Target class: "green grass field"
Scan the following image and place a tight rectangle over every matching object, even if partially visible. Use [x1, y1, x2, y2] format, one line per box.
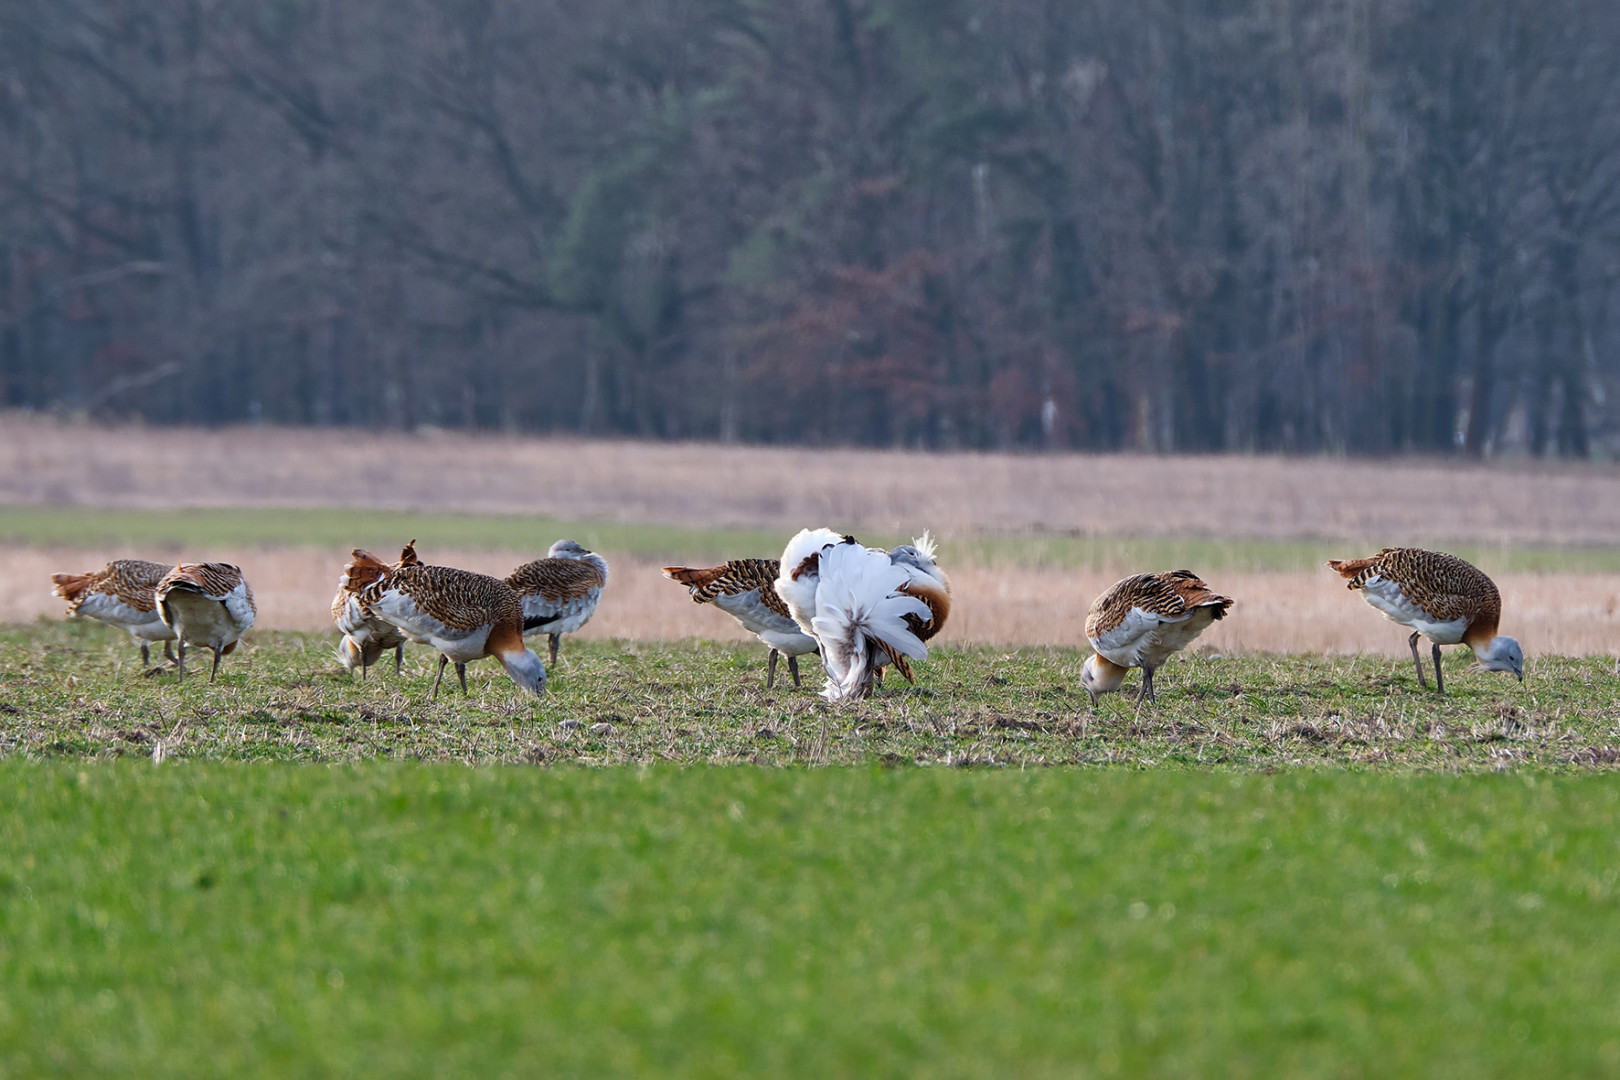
[9, 504, 1620, 572]
[4, 612, 1618, 1074]
[3, 622, 1616, 770]
[3, 763, 1618, 1077]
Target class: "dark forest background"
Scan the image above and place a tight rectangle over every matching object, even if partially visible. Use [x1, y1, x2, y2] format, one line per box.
[2, 0, 1618, 456]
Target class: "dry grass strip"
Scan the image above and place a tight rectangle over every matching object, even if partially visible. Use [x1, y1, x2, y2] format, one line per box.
[10, 545, 1619, 655]
[5, 413, 1620, 546]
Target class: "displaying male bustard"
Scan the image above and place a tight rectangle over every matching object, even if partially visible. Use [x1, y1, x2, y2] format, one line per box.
[774, 528, 932, 703]
[879, 532, 951, 684]
[1327, 547, 1523, 692]
[662, 558, 819, 688]
[50, 558, 178, 671]
[1080, 570, 1233, 706]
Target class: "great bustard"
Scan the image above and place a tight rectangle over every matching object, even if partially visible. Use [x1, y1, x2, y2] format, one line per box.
[1327, 547, 1522, 692]
[1080, 570, 1233, 706]
[505, 539, 609, 665]
[50, 559, 178, 671]
[332, 545, 412, 678]
[154, 563, 257, 682]
[879, 532, 951, 684]
[662, 558, 819, 688]
[774, 528, 931, 702]
[358, 563, 545, 699]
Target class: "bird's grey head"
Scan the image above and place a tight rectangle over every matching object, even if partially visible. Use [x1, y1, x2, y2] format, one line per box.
[888, 544, 932, 571]
[889, 531, 941, 577]
[547, 539, 590, 559]
[1480, 635, 1523, 681]
[500, 648, 548, 697]
[1079, 655, 1102, 705]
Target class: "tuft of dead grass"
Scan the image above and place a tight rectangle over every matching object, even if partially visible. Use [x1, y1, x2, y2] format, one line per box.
[9, 545, 1618, 655]
[5, 412, 1620, 546]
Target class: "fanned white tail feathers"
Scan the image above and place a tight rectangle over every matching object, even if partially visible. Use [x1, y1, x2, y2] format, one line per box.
[811, 541, 929, 702]
[775, 527, 849, 635]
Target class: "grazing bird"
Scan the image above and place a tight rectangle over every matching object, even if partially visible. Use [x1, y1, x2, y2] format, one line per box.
[1080, 570, 1233, 706]
[881, 532, 952, 684]
[359, 563, 545, 699]
[505, 539, 609, 665]
[154, 563, 257, 682]
[1327, 547, 1523, 692]
[332, 547, 409, 678]
[49, 559, 178, 670]
[662, 558, 820, 688]
[775, 528, 931, 702]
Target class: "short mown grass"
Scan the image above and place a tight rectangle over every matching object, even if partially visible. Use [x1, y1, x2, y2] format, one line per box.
[2, 763, 1619, 1077]
[3, 621, 1618, 771]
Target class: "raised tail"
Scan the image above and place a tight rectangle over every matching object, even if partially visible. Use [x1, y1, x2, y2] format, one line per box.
[340, 549, 393, 595]
[810, 542, 929, 702]
[1326, 555, 1379, 588]
[1164, 569, 1234, 619]
[50, 571, 93, 606]
[662, 565, 724, 590]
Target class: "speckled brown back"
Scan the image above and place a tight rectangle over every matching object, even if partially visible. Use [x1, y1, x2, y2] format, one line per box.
[663, 559, 791, 619]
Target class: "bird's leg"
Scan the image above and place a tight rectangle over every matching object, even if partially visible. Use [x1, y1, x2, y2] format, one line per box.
[1408, 631, 1429, 688]
[432, 655, 448, 699]
[788, 654, 802, 688]
[163, 642, 178, 665]
[176, 640, 187, 680]
[209, 647, 222, 683]
[767, 649, 779, 690]
[361, 655, 370, 681]
[394, 644, 403, 675]
[141, 642, 151, 668]
[549, 634, 560, 666]
[456, 662, 468, 695]
[1141, 667, 1157, 703]
[1432, 642, 1445, 695]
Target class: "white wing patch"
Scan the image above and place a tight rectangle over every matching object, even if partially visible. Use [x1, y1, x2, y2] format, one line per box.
[713, 588, 819, 656]
[518, 587, 602, 637]
[1089, 603, 1223, 671]
[1360, 575, 1469, 645]
[1090, 606, 1184, 667]
[370, 588, 493, 661]
[713, 588, 793, 636]
[75, 592, 173, 641]
[223, 584, 256, 636]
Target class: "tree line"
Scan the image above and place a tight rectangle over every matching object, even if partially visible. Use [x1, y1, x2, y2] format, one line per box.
[2, 0, 1618, 456]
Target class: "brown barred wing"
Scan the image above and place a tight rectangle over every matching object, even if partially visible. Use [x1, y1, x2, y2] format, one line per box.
[506, 558, 607, 603]
[53, 559, 172, 614]
[1085, 573, 1193, 640]
[365, 564, 523, 633]
[1333, 547, 1500, 628]
[663, 559, 789, 618]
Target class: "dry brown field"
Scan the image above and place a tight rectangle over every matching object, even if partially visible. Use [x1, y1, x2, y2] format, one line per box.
[5, 414, 1619, 654]
[9, 545, 1619, 656]
[5, 412, 1620, 544]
